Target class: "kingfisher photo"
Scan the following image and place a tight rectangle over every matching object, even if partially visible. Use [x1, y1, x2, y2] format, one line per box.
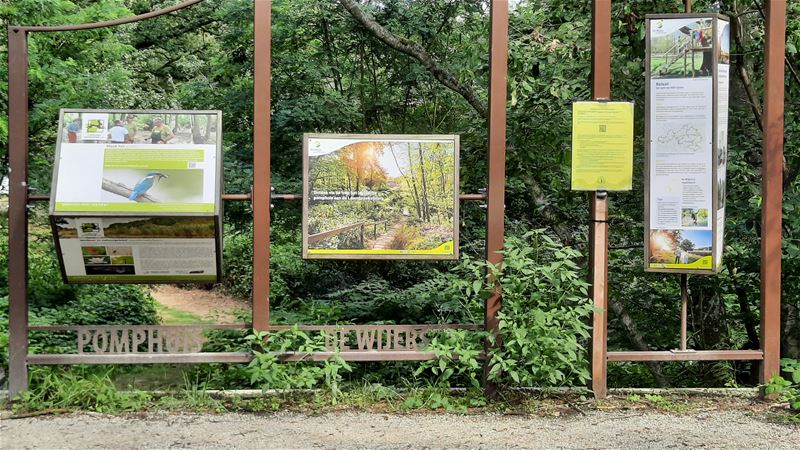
[101, 168, 203, 204]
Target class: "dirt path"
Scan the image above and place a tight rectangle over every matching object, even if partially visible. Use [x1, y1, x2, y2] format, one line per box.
[372, 216, 407, 250]
[2, 410, 798, 449]
[151, 286, 249, 323]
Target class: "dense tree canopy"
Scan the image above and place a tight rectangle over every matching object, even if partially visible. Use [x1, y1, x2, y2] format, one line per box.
[0, 0, 798, 388]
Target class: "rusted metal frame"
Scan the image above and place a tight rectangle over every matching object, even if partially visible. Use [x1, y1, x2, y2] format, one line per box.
[252, 0, 271, 332]
[13, 0, 205, 32]
[277, 351, 436, 362]
[483, 0, 509, 394]
[6, 0, 209, 397]
[680, 274, 688, 351]
[26, 350, 445, 365]
[759, 0, 785, 384]
[29, 324, 250, 331]
[7, 27, 30, 398]
[608, 0, 784, 391]
[28, 352, 253, 365]
[29, 193, 485, 202]
[588, 0, 612, 400]
[265, 324, 482, 332]
[608, 350, 763, 362]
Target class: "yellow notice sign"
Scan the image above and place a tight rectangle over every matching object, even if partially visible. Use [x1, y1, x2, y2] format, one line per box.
[571, 101, 634, 191]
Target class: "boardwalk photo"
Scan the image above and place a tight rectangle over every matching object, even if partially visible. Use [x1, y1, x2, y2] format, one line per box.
[303, 135, 458, 259]
[650, 17, 714, 78]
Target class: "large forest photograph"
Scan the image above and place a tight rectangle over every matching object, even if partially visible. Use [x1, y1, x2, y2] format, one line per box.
[305, 137, 457, 257]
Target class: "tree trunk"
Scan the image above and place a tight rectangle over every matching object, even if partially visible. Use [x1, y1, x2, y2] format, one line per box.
[191, 115, 205, 144]
[608, 297, 672, 387]
[338, 0, 487, 118]
[417, 144, 431, 221]
[406, 145, 423, 219]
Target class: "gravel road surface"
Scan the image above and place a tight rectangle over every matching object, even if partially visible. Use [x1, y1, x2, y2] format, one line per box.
[2, 410, 798, 449]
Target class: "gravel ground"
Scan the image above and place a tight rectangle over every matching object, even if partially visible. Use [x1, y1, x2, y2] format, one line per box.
[2, 410, 798, 449]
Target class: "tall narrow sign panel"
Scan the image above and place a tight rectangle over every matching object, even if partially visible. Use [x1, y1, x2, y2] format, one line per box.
[303, 134, 459, 260]
[50, 109, 223, 283]
[645, 14, 729, 274]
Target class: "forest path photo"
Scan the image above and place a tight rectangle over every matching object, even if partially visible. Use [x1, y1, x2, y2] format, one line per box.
[372, 215, 408, 250]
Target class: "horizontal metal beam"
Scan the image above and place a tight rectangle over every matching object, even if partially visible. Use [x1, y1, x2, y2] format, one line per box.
[266, 324, 482, 331]
[27, 352, 253, 365]
[607, 350, 764, 362]
[277, 351, 436, 362]
[27, 193, 487, 203]
[27, 194, 253, 202]
[26, 350, 445, 364]
[28, 324, 250, 332]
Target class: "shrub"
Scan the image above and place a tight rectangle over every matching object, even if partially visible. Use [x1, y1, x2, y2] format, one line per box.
[482, 230, 594, 386]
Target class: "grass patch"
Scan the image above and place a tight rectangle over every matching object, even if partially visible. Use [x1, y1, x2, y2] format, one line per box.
[156, 303, 209, 324]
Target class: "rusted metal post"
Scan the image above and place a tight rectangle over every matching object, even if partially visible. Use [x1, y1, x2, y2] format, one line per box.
[483, 0, 509, 394]
[759, 0, 785, 384]
[252, 0, 272, 331]
[7, 27, 30, 397]
[680, 274, 688, 351]
[588, 0, 612, 400]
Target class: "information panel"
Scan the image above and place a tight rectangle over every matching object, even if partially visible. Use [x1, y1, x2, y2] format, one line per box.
[571, 101, 634, 191]
[645, 14, 729, 274]
[52, 216, 220, 283]
[51, 110, 221, 215]
[303, 134, 459, 260]
[50, 109, 223, 283]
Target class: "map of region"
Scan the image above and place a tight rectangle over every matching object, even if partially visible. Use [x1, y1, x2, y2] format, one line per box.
[656, 124, 704, 151]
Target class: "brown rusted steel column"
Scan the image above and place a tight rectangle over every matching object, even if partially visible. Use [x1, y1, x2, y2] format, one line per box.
[252, 0, 272, 331]
[759, 0, 785, 384]
[7, 27, 30, 397]
[588, 0, 611, 400]
[483, 0, 509, 392]
[680, 274, 688, 351]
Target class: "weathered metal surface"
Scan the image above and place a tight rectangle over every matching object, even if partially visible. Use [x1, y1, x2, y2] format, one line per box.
[5, 0, 208, 396]
[317, 325, 457, 352]
[7, 27, 30, 398]
[28, 352, 252, 365]
[277, 351, 436, 362]
[759, 0, 785, 384]
[680, 274, 688, 351]
[483, 0, 509, 396]
[608, 350, 763, 362]
[252, 0, 272, 331]
[74, 326, 207, 354]
[589, 0, 611, 400]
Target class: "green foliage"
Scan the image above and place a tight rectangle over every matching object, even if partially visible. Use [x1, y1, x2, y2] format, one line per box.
[401, 387, 486, 413]
[15, 367, 151, 414]
[0, 224, 158, 378]
[244, 328, 352, 401]
[485, 230, 593, 387]
[765, 359, 800, 413]
[414, 329, 484, 389]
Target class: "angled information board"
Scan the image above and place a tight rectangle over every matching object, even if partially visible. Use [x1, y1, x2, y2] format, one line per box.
[302, 134, 459, 260]
[644, 14, 730, 274]
[50, 109, 223, 283]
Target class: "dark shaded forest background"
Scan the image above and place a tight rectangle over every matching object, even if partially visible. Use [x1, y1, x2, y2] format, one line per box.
[0, 0, 798, 389]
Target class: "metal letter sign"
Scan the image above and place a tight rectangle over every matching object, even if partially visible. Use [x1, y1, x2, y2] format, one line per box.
[644, 14, 730, 274]
[49, 109, 223, 283]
